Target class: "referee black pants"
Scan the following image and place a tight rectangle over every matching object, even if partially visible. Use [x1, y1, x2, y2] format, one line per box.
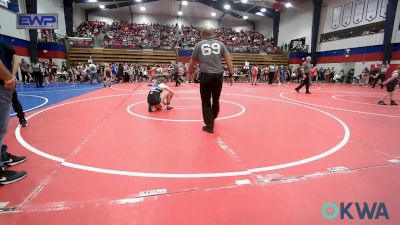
[12, 90, 25, 120]
[296, 75, 310, 93]
[173, 72, 180, 86]
[199, 74, 223, 128]
[33, 72, 43, 87]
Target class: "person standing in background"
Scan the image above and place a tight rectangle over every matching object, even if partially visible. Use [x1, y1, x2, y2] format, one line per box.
[31, 59, 44, 88]
[295, 56, 312, 94]
[19, 59, 30, 83]
[378, 65, 399, 106]
[251, 65, 258, 86]
[171, 61, 180, 86]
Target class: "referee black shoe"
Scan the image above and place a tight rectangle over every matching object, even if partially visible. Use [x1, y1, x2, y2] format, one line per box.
[0, 167, 27, 186]
[19, 118, 28, 127]
[148, 104, 153, 112]
[202, 126, 214, 134]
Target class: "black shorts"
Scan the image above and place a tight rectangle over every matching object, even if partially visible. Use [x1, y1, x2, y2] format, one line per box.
[147, 92, 161, 105]
[387, 79, 398, 92]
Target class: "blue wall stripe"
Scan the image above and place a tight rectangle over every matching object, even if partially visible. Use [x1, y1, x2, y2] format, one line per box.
[37, 42, 66, 51]
[0, 34, 29, 48]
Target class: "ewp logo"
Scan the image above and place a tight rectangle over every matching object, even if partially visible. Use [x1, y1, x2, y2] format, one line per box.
[322, 202, 389, 220]
[17, 14, 58, 29]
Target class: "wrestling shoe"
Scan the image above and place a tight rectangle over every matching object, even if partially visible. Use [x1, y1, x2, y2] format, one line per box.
[305, 92, 311, 94]
[167, 105, 173, 110]
[390, 100, 398, 106]
[378, 101, 387, 105]
[295, 88, 299, 93]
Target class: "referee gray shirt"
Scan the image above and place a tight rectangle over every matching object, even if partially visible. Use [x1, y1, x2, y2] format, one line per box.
[302, 62, 312, 74]
[192, 39, 228, 74]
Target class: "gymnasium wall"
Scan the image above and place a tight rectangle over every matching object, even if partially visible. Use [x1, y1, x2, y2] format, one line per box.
[0, 0, 30, 66]
[287, 0, 400, 75]
[255, 19, 274, 38]
[73, 3, 86, 29]
[391, 0, 400, 44]
[0, 0, 29, 41]
[278, 0, 313, 51]
[37, 0, 66, 37]
[318, 0, 387, 52]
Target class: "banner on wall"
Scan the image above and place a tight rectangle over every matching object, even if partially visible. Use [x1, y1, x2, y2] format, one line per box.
[353, 0, 365, 24]
[0, 0, 19, 12]
[17, 14, 58, 29]
[366, 0, 379, 21]
[331, 6, 342, 29]
[380, 0, 388, 18]
[342, 3, 353, 27]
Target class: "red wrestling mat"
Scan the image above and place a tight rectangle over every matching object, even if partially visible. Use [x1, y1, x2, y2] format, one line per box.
[1, 82, 399, 225]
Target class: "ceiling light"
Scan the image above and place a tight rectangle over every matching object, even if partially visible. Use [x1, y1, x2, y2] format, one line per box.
[260, 8, 266, 12]
[99, 4, 105, 9]
[241, 0, 248, 3]
[211, 12, 216, 17]
[178, 11, 183, 16]
[182, 1, 188, 5]
[88, 0, 97, 2]
[135, 0, 142, 2]
[140, 6, 146, 11]
[224, 4, 230, 9]
[243, 15, 248, 19]
[285, 2, 292, 8]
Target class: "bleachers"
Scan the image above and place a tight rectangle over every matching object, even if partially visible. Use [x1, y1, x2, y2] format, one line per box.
[68, 48, 288, 66]
[68, 48, 177, 65]
[230, 53, 288, 66]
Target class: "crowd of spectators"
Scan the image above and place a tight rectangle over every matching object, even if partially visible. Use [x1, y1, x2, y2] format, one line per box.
[73, 21, 279, 53]
[73, 21, 106, 38]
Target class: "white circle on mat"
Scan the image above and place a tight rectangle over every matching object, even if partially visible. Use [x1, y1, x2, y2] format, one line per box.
[280, 91, 400, 119]
[10, 94, 49, 116]
[126, 98, 246, 122]
[332, 95, 399, 107]
[16, 93, 350, 178]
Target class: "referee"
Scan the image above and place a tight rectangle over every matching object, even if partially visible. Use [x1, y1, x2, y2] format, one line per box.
[188, 27, 234, 133]
[295, 56, 312, 94]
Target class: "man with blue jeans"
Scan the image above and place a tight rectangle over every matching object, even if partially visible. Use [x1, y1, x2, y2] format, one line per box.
[0, 40, 27, 185]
